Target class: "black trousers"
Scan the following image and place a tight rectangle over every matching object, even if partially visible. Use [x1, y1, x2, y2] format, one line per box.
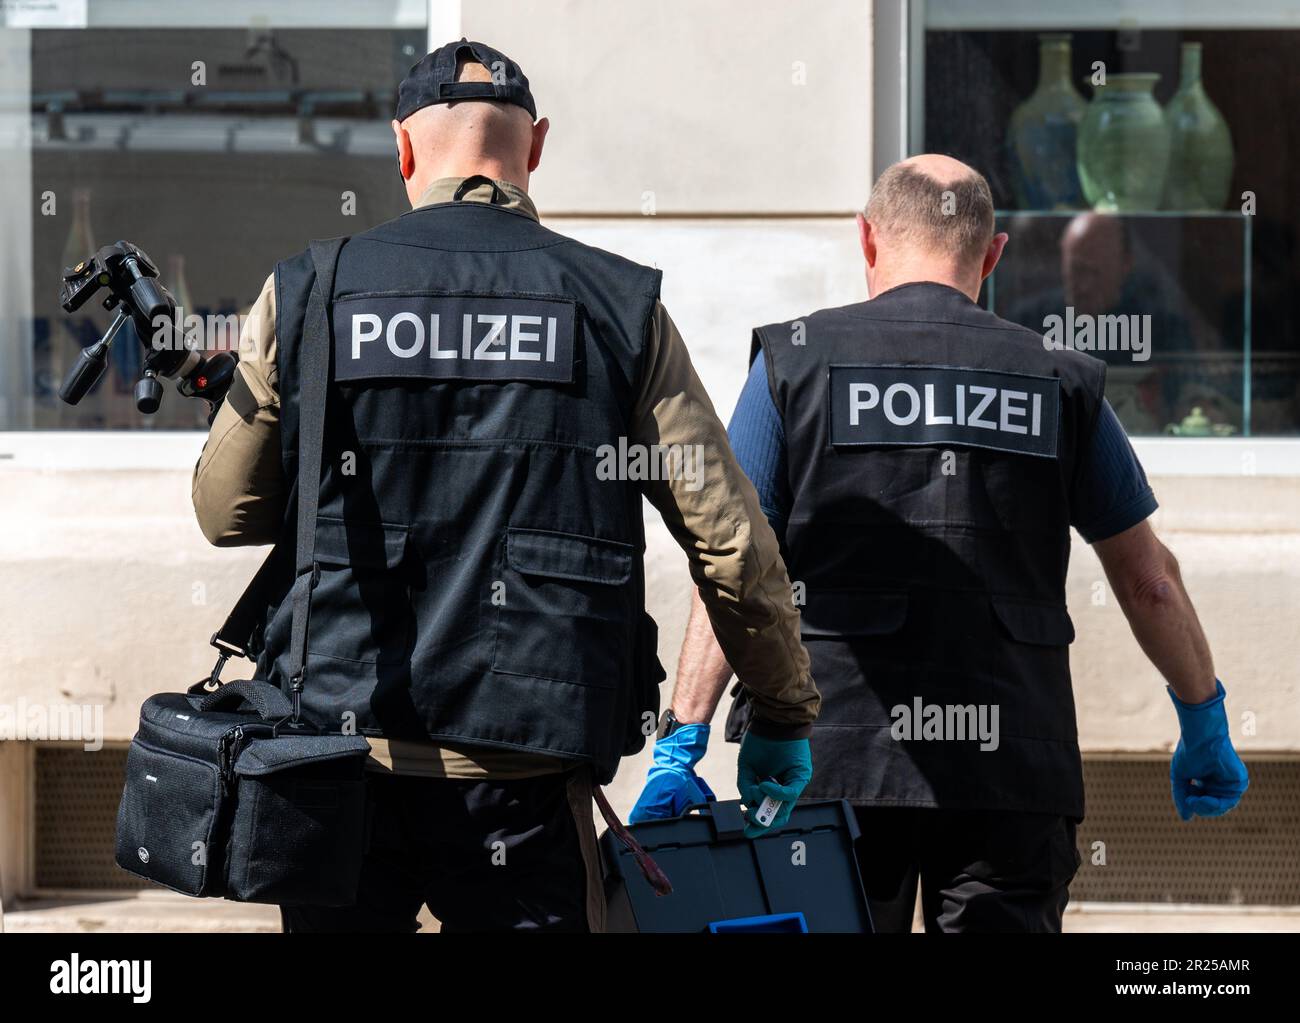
[853, 807, 1082, 933]
[281, 769, 603, 933]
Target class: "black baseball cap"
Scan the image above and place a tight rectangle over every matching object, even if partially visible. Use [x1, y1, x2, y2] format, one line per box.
[395, 38, 536, 123]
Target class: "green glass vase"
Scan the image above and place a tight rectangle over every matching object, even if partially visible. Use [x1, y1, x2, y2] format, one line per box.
[1077, 72, 1170, 211]
[1163, 43, 1234, 210]
[1008, 33, 1086, 209]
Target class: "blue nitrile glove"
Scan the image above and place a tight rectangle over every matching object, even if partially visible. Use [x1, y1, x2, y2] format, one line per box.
[737, 730, 813, 838]
[628, 723, 716, 823]
[1168, 680, 1248, 821]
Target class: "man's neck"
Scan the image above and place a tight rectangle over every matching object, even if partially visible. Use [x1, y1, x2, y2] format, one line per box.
[869, 263, 980, 303]
[406, 162, 530, 207]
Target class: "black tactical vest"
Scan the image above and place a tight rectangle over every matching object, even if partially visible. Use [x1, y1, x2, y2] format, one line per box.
[755, 282, 1105, 817]
[256, 197, 666, 783]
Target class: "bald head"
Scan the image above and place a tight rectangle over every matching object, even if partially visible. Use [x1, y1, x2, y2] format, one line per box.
[865, 155, 996, 265]
[392, 56, 548, 206]
[857, 154, 1006, 301]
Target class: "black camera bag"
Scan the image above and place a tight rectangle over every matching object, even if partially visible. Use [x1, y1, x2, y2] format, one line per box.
[115, 681, 370, 904]
[115, 238, 372, 906]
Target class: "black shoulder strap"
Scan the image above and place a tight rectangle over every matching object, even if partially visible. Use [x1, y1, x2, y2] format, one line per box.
[284, 237, 346, 719]
[206, 238, 346, 710]
[208, 542, 289, 659]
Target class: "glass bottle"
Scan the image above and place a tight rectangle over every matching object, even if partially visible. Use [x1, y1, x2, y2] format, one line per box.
[1008, 33, 1087, 210]
[1163, 42, 1234, 211]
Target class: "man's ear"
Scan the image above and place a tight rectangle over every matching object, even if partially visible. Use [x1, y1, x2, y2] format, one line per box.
[857, 213, 878, 268]
[392, 119, 415, 180]
[980, 231, 1009, 282]
[528, 117, 550, 173]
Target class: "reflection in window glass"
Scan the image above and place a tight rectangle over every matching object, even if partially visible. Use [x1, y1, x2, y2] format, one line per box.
[924, 27, 1298, 436]
[22, 28, 422, 430]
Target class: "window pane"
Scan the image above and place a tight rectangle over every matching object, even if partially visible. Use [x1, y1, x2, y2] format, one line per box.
[922, 25, 1298, 436]
[17, 26, 422, 430]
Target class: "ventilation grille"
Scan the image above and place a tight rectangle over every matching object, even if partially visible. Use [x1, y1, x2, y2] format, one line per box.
[1073, 758, 1300, 905]
[30, 746, 1300, 903]
[34, 745, 147, 891]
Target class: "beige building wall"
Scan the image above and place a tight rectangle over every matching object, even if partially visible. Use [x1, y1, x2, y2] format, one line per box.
[461, 0, 873, 216]
[1, 0, 1297, 913]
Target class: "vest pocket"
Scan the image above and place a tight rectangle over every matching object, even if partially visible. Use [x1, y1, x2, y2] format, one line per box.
[990, 596, 1076, 646]
[115, 739, 222, 897]
[492, 527, 635, 688]
[308, 516, 412, 665]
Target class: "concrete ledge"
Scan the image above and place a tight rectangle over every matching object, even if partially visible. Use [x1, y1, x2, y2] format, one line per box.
[3, 894, 281, 933]
[1063, 903, 1300, 933]
[5, 892, 1298, 933]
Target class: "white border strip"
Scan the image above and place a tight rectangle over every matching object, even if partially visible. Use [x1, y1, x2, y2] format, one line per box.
[1068, 901, 1300, 917]
[0, 431, 205, 471]
[1131, 438, 1300, 477]
[926, 0, 1300, 30]
[3, 432, 1300, 476]
[83, 0, 427, 29]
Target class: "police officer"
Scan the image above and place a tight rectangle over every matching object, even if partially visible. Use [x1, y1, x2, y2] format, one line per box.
[632, 154, 1247, 932]
[192, 39, 818, 932]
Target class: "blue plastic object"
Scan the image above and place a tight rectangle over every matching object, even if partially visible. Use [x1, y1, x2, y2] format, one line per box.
[1168, 680, 1249, 820]
[629, 723, 716, 823]
[709, 912, 809, 934]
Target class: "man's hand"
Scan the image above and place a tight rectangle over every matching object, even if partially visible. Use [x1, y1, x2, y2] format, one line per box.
[629, 723, 716, 823]
[737, 731, 812, 838]
[1168, 680, 1248, 820]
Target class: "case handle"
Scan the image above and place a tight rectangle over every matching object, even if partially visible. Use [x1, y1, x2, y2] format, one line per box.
[194, 679, 294, 720]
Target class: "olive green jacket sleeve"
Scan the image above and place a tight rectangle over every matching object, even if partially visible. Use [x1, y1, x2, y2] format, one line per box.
[192, 272, 286, 546]
[634, 302, 819, 734]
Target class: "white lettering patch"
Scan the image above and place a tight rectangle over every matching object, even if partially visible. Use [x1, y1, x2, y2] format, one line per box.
[333, 293, 577, 384]
[831, 365, 1061, 458]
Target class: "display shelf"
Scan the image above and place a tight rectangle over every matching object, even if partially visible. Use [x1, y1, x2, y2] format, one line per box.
[986, 210, 1261, 436]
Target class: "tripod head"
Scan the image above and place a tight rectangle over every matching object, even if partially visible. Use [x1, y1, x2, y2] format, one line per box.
[59, 241, 237, 415]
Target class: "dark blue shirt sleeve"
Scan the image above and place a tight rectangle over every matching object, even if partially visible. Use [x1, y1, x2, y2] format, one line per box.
[1071, 398, 1159, 543]
[727, 361, 1150, 547]
[727, 356, 791, 542]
